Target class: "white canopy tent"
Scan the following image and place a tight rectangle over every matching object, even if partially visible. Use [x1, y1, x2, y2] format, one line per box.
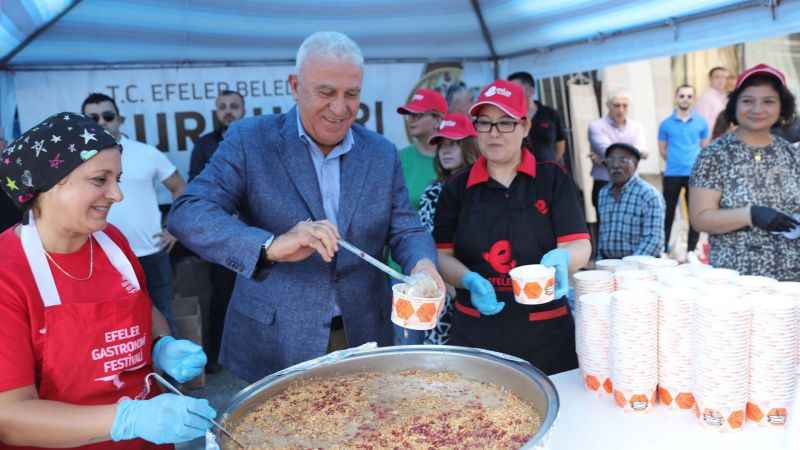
[2, 0, 799, 141]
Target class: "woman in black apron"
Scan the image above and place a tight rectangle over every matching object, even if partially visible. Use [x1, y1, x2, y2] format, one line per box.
[434, 80, 591, 375]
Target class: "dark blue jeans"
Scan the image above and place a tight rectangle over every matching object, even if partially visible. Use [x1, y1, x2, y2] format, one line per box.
[139, 249, 176, 334]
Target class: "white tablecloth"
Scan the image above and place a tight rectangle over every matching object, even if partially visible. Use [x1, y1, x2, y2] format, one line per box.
[547, 369, 795, 450]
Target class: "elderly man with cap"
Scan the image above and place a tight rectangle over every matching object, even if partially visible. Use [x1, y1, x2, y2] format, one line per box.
[0, 113, 213, 449]
[168, 31, 442, 381]
[588, 92, 649, 233]
[597, 143, 665, 259]
[397, 88, 448, 211]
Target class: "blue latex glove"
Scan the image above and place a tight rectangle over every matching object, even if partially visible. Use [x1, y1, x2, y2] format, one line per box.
[111, 393, 216, 444]
[541, 248, 570, 299]
[152, 336, 207, 383]
[462, 271, 504, 315]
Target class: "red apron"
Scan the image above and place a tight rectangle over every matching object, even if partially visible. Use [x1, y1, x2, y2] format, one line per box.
[3, 218, 171, 450]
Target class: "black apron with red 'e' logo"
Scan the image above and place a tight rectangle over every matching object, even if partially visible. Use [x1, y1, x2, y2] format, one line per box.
[449, 170, 578, 375]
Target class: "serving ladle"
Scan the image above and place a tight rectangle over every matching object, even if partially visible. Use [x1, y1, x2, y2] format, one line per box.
[144, 372, 245, 448]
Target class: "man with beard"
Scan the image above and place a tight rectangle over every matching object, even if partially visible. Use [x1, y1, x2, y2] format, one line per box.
[597, 143, 665, 259]
[187, 89, 246, 373]
[189, 90, 246, 180]
[658, 85, 709, 255]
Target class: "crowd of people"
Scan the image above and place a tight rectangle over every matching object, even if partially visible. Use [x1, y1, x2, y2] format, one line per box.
[0, 29, 798, 449]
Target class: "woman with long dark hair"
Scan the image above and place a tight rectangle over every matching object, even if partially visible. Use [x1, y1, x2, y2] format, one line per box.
[690, 64, 800, 280]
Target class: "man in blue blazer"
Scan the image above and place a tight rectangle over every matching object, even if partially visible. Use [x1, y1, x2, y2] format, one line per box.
[168, 31, 442, 383]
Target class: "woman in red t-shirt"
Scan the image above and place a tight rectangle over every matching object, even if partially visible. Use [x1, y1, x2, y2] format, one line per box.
[0, 113, 214, 449]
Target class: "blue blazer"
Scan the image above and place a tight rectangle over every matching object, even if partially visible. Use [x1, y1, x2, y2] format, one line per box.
[168, 107, 436, 382]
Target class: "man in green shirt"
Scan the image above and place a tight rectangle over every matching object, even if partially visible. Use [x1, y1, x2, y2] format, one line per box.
[397, 88, 448, 210]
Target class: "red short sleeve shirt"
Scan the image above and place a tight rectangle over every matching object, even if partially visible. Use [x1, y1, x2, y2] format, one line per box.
[0, 224, 148, 392]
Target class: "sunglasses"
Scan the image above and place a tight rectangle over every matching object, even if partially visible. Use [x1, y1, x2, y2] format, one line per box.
[88, 112, 117, 123]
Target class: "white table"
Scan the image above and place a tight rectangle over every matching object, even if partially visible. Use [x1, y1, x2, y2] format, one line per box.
[547, 369, 796, 450]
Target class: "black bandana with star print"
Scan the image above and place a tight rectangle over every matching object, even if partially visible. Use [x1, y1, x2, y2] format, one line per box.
[0, 112, 119, 210]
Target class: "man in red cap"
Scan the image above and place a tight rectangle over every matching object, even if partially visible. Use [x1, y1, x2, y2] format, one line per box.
[397, 88, 448, 210]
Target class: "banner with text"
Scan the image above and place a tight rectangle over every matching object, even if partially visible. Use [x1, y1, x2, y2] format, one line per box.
[14, 63, 424, 203]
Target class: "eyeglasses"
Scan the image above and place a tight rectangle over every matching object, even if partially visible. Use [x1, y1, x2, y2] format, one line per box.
[474, 119, 520, 134]
[604, 156, 636, 165]
[88, 112, 117, 123]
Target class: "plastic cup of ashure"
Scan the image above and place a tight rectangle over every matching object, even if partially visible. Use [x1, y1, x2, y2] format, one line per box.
[391, 283, 445, 330]
[509, 264, 556, 305]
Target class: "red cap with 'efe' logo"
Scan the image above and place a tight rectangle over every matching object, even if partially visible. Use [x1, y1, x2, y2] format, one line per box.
[428, 113, 477, 145]
[397, 88, 448, 115]
[735, 63, 787, 89]
[469, 80, 528, 120]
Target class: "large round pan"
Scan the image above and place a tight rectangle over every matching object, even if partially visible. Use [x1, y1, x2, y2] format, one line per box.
[217, 345, 559, 449]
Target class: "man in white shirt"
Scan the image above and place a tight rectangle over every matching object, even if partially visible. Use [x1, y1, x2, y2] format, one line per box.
[695, 67, 730, 134]
[82, 93, 186, 332]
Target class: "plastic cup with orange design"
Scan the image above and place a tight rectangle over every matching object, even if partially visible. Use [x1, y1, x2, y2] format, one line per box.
[391, 282, 445, 331]
[509, 264, 556, 305]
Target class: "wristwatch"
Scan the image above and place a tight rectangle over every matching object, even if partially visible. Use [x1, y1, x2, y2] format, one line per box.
[258, 235, 276, 268]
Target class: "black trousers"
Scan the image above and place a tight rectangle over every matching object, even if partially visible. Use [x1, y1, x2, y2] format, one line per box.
[663, 176, 699, 253]
[208, 263, 236, 365]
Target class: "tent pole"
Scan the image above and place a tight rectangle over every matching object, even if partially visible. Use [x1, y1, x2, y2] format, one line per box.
[0, 0, 84, 68]
[470, 0, 500, 78]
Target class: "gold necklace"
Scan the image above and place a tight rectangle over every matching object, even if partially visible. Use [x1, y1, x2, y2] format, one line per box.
[44, 237, 94, 281]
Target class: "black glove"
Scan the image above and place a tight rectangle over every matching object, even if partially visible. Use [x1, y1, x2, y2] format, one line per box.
[750, 206, 799, 232]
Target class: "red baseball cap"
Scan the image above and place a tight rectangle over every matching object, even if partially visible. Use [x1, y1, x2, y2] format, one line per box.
[469, 80, 528, 119]
[735, 63, 787, 90]
[428, 113, 478, 145]
[397, 88, 447, 115]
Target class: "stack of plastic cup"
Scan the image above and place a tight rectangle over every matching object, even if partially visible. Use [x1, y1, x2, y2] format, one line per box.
[614, 269, 657, 290]
[693, 288, 751, 432]
[696, 267, 739, 285]
[777, 282, 800, 299]
[574, 270, 616, 298]
[656, 269, 702, 291]
[638, 257, 680, 273]
[596, 259, 637, 273]
[747, 295, 799, 427]
[658, 286, 696, 411]
[575, 292, 613, 397]
[622, 254, 658, 269]
[737, 275, 779, 295]
[610, 288, 659, 413]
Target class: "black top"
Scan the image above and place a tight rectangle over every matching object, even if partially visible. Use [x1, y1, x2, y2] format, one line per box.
[188, 128, 225, 181]
[434, 148, 588, 289]
[432, 148, 588, 374]
[526, 101, 566, 163]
